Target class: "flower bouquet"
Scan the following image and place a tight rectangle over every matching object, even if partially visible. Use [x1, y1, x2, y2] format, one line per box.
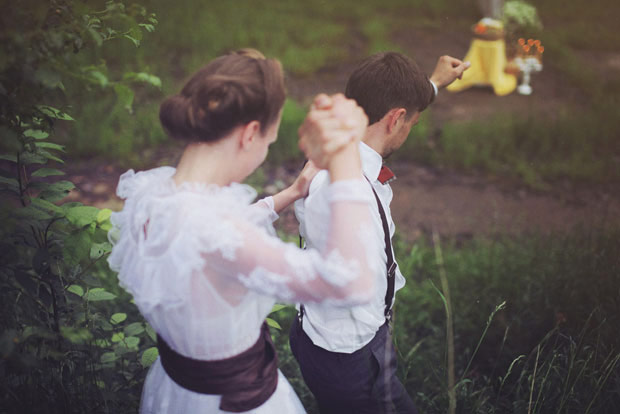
[514, 38, 544, 95]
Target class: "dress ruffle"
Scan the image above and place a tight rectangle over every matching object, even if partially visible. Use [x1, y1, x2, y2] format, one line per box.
[108, 167, 269, 314]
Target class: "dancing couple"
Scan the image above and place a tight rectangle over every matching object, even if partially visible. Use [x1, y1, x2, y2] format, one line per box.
[109, 48, 468, 413]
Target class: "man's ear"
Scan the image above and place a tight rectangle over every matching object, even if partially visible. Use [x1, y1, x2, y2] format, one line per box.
[240, 121, 261, 151]
[386, 108, 407, 134]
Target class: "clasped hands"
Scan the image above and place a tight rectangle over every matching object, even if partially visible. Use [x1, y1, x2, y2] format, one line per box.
[298, 93, 368, 172]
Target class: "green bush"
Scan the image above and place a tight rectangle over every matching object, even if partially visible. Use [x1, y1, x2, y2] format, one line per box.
[0, 2, 160, 412]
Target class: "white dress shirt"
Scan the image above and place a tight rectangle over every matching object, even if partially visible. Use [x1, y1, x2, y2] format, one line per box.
[294, 142, 406, 353]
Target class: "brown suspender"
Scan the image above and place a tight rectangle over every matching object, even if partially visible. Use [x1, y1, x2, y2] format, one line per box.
[298, 177, 396, 326]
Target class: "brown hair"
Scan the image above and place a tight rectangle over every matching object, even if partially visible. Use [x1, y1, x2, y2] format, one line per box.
[160, 49, 286, 142]
[345, 52, 433, 125]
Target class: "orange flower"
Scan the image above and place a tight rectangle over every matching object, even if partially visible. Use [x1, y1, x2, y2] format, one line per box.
[524, 45, 531, 53]
[527, 38, 535, 46]
[518, 38, 526, 46]
[474, 24, 487, 34]
[539, 46, 545, 53]
[534, 39, 541, 47]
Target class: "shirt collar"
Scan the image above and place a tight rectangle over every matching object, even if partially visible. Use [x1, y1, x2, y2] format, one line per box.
[359, 141, 383, 182]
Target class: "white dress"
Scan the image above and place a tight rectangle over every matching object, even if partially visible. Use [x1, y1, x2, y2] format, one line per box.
[107, 167, 380, 413]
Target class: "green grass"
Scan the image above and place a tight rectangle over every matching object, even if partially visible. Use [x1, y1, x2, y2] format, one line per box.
[269, 227, 620, 413]
[396, 92, 620, 188]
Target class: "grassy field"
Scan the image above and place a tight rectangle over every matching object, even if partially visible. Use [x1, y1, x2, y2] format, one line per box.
[52, 0, 620, 188]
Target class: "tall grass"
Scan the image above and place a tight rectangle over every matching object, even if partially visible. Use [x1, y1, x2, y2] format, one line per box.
[391, 228, 620, 413]
[268, 227, 620, 413]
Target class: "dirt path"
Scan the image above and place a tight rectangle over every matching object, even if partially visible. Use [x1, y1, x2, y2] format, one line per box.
[64, 157, 620, 242]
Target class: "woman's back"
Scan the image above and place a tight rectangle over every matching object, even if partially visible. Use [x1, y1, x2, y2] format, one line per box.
[109, 166, 279, 360]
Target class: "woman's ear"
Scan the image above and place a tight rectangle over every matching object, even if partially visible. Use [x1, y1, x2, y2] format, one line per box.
[386, 108, 407, 134]
[240, 121, 261, 151]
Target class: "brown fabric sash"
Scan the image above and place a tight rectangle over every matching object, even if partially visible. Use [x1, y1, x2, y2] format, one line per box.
[157, 322, 279, 412]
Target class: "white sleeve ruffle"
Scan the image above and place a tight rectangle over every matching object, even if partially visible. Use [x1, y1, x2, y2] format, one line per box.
[109, 174, 379, 312]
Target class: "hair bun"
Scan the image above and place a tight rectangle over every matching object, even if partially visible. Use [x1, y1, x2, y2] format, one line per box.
[159, 50, 285, 142]
[159, 94, 194, 140]
[189, 76, 256, 137]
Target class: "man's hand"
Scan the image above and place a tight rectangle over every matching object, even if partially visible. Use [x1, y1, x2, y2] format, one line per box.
[430, 55, 471, 89]
[298, 93, 368, 170]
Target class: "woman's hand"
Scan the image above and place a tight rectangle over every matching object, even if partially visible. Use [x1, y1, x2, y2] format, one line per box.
[291, 160, 320, 199]
[298, 94, 368, 171]
[271, 161, 320, 214]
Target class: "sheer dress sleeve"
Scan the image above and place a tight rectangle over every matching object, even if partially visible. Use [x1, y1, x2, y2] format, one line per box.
[205, 179, 380, 306]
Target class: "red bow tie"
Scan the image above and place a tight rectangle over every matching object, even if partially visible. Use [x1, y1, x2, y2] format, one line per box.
[378, 165, 396, 184]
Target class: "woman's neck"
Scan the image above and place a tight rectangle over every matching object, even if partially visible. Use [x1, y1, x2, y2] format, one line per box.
[173, 141, 237, 187]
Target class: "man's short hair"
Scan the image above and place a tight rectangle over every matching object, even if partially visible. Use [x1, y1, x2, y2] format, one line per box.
[345, 52, 433, 125]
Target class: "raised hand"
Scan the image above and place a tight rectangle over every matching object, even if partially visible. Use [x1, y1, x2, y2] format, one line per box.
[430, 55, 471, 89]
[298, 93, 368, 170]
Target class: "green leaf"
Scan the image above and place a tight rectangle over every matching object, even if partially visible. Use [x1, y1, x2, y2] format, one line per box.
[124, 34, 140, 47]
[15, 205, 52, 221]
[97, 208, 112, 224]
[61, 326, 93, 344]
[124, 336, 140, 348]
[114, 84, 134, 112]
[63, 230, 92, 265]
[145, 324, 156, 342]
[35, 142, 65, 152]
[0, 176, 19, 189]
[38, 149, 65, 163]
[88, 27, 103, 46]
[90, 242, 112, 259]
[270, 304, 288, 313]
[66, 205, 99, 227]
[141, 347, 159, 368]
[111, 332, 125, 343]
[36, 105, 74, 121]
[124, 322, 144, 336]
[32, 168, 65, 177]
[67, 284, 84, 297]
[110, 313, 127, 325]
[124, 72, 162, 89]
[23, 129, 49, 140]
[30, 197, 64, 214]
[39, 181, 74, 202]
[85, 288, 116, 302]
[139, 23, 155, 33]
[94, 339, 111, 348]
[20, 152, 48, 165]
[266, 317, 281, 330]
[100, 352, 118, 363]
[89, 70, 108, 87]
[0, 154, 17, 163]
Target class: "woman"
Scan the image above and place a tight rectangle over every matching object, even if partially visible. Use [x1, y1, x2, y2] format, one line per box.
[108, 49, 379, 413]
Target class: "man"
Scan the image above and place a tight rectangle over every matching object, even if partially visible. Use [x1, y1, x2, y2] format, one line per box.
[290, 52, 469, 413]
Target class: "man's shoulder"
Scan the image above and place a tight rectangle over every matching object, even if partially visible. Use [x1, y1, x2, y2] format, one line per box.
[308, 170, 330, 195]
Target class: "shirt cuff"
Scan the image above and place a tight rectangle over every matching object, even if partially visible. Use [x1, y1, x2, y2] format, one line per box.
[430, 80, 438, 99]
